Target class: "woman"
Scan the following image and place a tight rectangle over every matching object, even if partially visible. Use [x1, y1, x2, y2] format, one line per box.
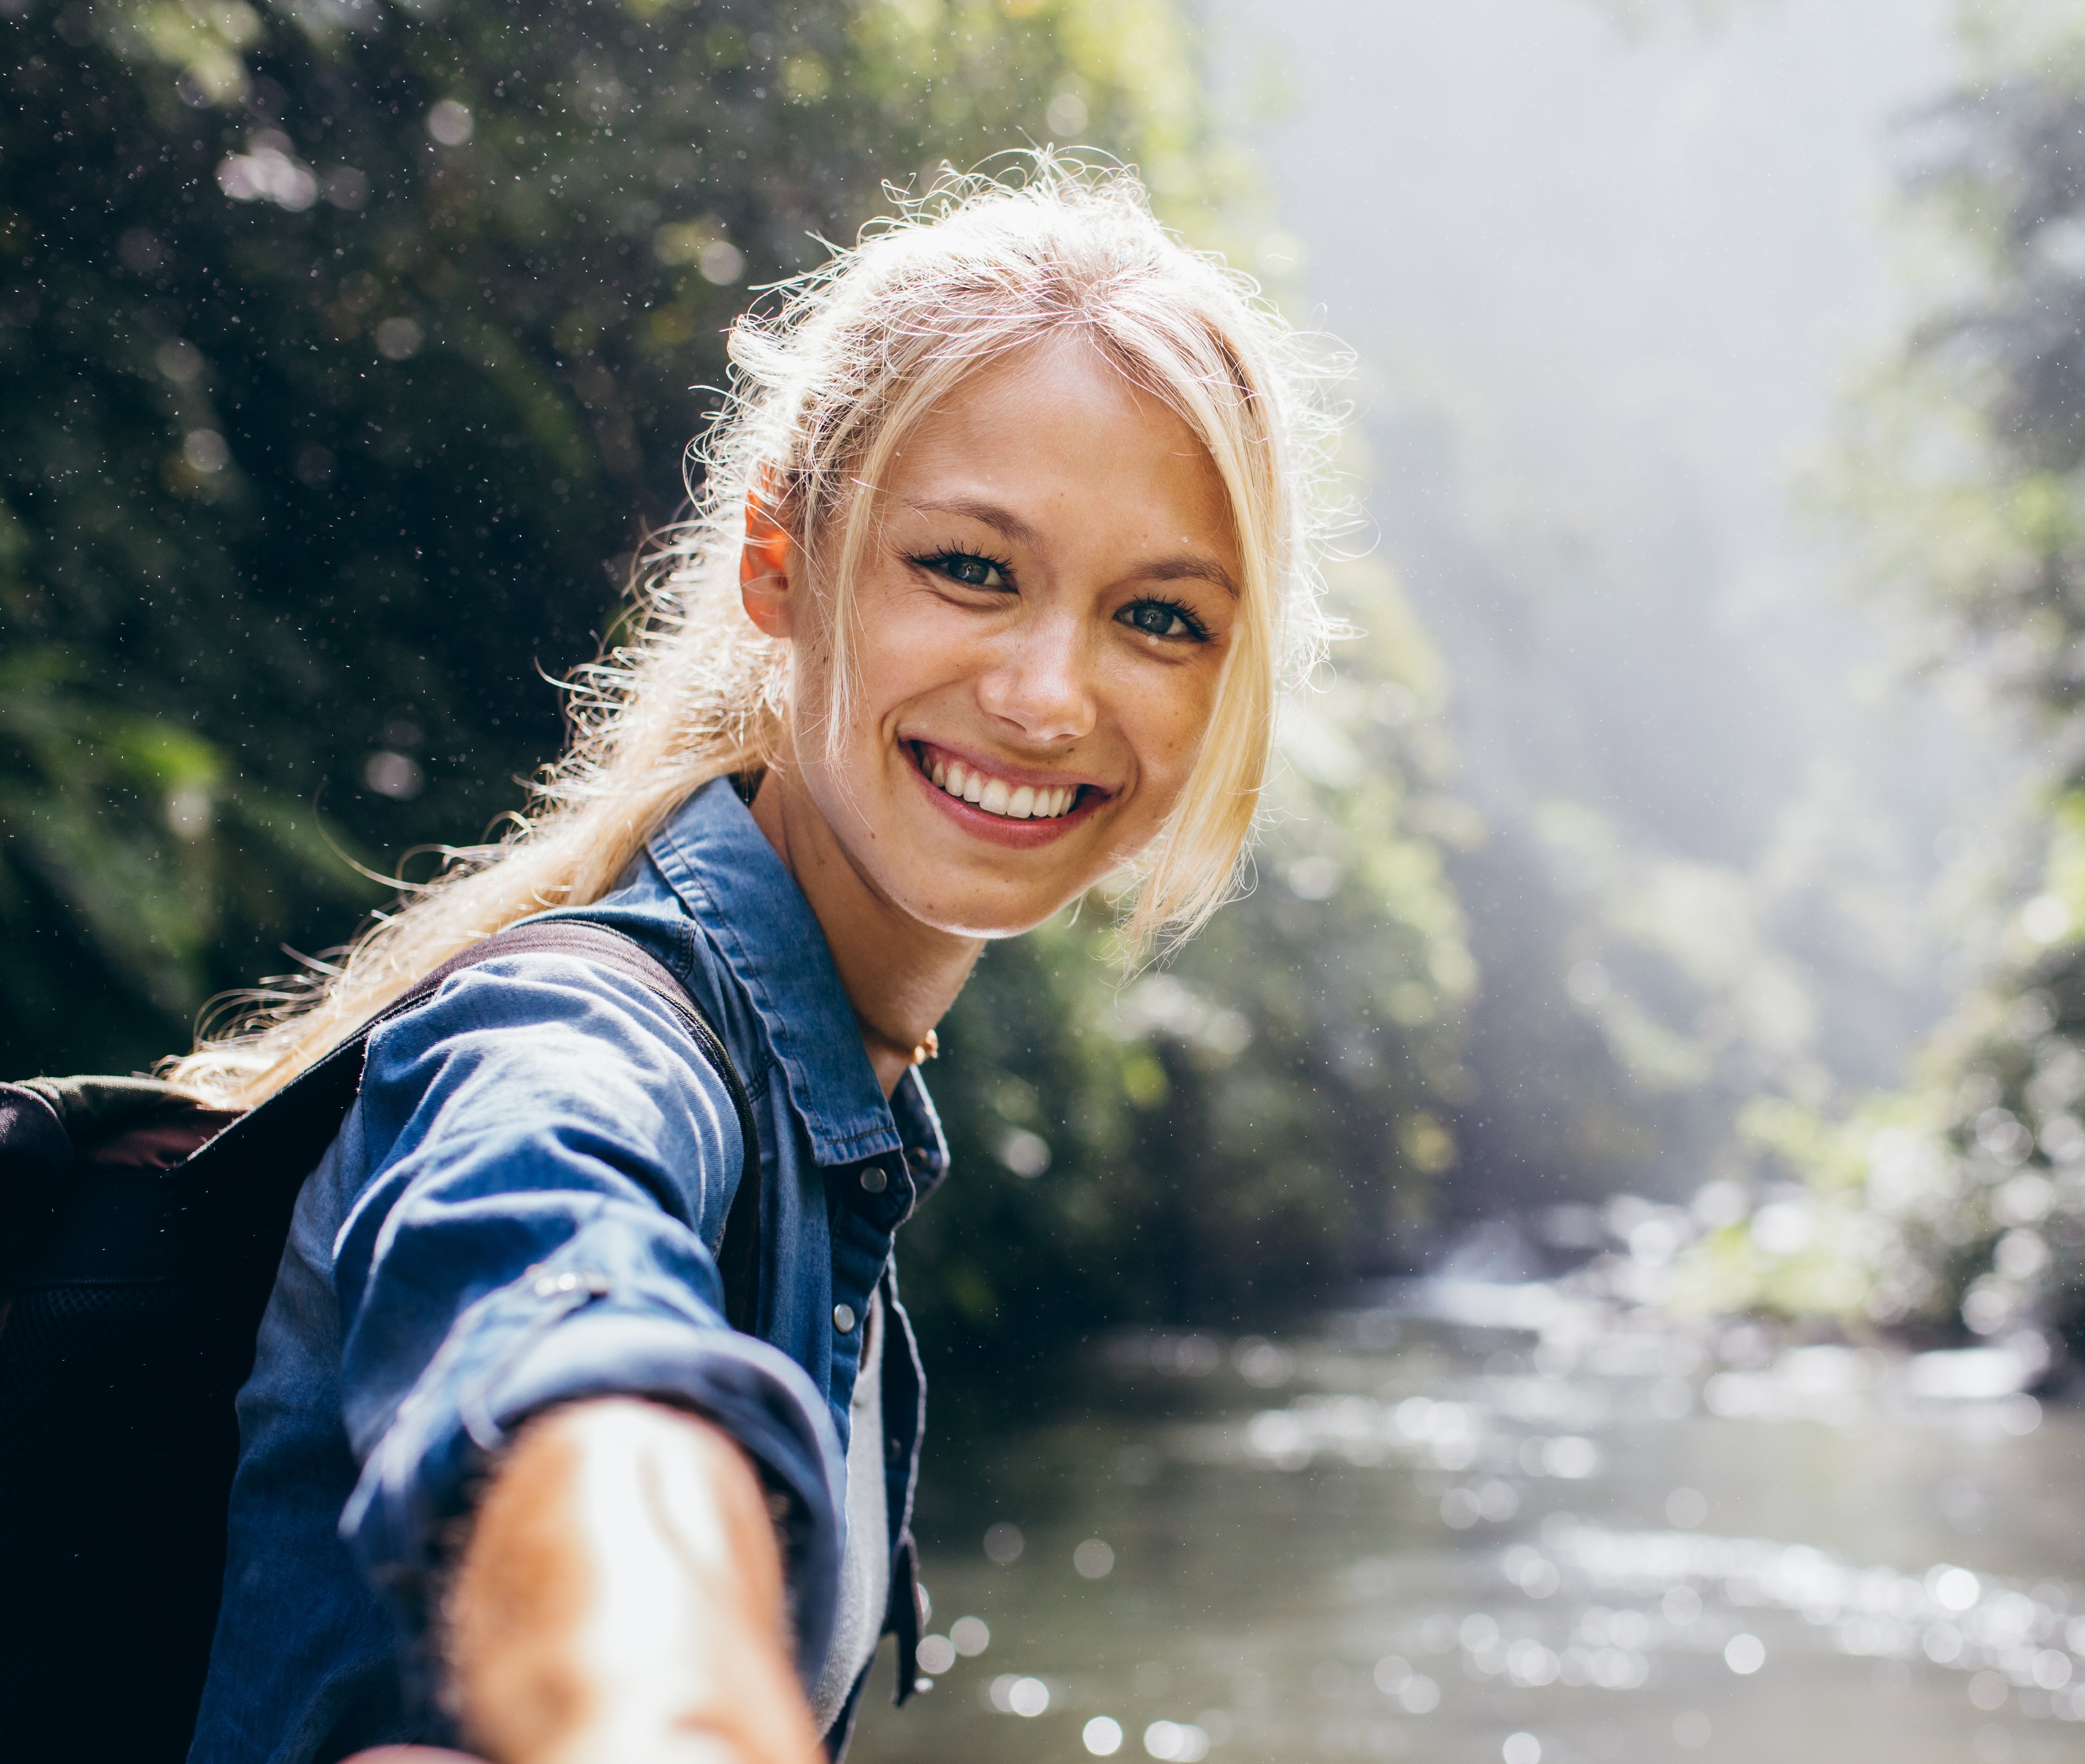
[170, 160, 1337, 1764]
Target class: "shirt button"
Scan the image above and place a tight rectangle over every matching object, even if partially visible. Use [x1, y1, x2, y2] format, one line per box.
[860, 1164, 888, 1194]
[833, 1303, 857, 1335]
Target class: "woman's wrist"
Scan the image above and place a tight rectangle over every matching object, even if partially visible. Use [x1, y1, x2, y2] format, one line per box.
[443, 1398, 817, 1764]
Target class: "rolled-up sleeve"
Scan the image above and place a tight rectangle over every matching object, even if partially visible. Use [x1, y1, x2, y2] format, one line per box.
[329, 953, 843, 1684]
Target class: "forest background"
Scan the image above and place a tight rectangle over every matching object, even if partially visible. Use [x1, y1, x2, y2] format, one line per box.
[3, 0, 2081, 1400]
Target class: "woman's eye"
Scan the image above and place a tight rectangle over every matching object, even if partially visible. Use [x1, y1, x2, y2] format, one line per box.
[929, 552, 1007, 589]
[1118, 600, 1203, 641]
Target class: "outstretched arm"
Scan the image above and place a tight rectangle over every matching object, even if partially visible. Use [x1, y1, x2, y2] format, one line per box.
[353, 1398, 822, 1764]
[329, 953, 847, 1759]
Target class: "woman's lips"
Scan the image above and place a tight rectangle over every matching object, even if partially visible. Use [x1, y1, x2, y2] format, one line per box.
[906, 740, 1109, 844]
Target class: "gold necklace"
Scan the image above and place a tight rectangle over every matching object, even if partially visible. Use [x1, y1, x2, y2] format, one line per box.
[866, 1025, 940, 1069]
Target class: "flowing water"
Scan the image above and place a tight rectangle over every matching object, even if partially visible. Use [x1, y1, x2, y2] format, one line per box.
[849, 1303, 2085, 1764]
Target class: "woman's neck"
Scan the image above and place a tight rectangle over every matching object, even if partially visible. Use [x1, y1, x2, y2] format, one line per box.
[749, 771, 980, 1097]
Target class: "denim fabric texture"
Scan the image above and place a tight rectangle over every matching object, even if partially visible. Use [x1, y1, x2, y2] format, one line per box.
[187, 777, 947, 1764]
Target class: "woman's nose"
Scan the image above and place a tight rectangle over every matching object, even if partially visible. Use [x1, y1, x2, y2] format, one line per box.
[976, 611, 1097, 746]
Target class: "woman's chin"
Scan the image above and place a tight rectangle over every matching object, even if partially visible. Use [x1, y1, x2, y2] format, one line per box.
[894, 870, 1093, 942]
[907, 902, 1073, 942]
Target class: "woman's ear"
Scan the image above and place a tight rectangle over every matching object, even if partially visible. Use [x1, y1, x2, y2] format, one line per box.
[739, 492, 796, 639]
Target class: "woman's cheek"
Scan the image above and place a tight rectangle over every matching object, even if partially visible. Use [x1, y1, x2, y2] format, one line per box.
[868, 591, 988, 706]
[1133, 672, 1218, 778]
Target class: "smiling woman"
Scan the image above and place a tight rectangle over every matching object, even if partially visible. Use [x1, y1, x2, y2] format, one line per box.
[737, 331, 1250, 1013]
[151, 158, 1342, 1764]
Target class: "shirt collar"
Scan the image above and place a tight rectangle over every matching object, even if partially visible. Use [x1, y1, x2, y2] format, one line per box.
[648, 776, 944, 1171]
[891, 1065, 950, 1204]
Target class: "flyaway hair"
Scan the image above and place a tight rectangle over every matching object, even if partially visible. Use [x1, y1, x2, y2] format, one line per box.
[169, 153, 1345, 1107]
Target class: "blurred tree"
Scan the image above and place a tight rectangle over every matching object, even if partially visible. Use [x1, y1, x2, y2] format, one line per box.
[1747, 0, 2085, 1356]
[1355, 379, 1907, 1238]
[1293, 0, 1966, 1258]
[0, 0, 1466, 1377]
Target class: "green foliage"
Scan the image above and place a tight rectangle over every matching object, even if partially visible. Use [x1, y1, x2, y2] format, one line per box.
[1, 0, 1471, 1374]
[1662, 1095, 1889, 1325]
[1760, 0, 2085, 1352]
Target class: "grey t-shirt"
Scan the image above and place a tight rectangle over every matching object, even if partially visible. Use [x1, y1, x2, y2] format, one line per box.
[808, 1290, 889, 1734]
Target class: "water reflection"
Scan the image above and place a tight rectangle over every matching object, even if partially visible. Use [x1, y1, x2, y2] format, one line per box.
[849, 1303, 2085, 1764]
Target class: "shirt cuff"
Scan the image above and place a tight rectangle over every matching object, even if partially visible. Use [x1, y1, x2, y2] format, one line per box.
[340, 1267, 845, 1690]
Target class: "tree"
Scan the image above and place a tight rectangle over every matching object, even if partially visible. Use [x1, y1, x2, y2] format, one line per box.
[1745, 0, 2085, 1354]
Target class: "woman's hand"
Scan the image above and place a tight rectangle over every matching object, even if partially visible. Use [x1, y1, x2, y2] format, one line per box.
[420, 1397, 821, 1764]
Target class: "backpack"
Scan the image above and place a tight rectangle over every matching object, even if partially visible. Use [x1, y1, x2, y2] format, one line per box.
[0, 919, 759, 1762]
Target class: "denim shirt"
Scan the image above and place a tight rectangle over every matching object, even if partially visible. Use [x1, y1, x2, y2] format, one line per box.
[189, 777, 946, 1763]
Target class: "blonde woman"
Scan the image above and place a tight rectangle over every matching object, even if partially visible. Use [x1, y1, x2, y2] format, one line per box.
[174, 161, 1337, 1764]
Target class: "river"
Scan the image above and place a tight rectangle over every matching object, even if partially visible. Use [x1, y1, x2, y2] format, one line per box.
[849, 1301, 2085, 1764]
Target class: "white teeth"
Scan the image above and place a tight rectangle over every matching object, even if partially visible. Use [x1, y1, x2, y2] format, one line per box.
[919, 749, 1080, 819]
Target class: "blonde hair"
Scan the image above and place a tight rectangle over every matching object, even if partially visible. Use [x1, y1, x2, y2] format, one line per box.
[170, 155, 1342, 1106]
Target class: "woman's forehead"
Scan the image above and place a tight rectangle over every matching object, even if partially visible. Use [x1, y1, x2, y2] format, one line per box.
[887, 338, 1230, 523]
[914, 332, 1174, 435]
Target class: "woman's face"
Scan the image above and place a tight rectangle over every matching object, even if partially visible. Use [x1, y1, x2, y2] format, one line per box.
[765, 336, 1243, 940]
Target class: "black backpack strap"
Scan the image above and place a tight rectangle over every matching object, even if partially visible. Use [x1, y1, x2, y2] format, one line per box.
[199, 919, 763, 1332]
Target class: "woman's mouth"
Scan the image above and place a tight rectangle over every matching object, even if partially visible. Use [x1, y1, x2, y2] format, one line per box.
[919, 753, 1075, 819]
[906, 740, 1106, 840]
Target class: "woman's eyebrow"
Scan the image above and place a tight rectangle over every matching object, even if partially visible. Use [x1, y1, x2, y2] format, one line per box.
[910, 495, 1238, 596]
[1141, 554, 1239, 597]
[910, 496, 1042, 550]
